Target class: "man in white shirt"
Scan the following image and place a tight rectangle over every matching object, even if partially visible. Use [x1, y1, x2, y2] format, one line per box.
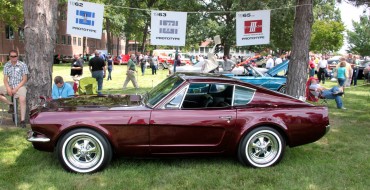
[317, 56, 328, 84]
[222, 56, 235, 71]
[265, 55, 274, 69]
[275, 55, 283, 65]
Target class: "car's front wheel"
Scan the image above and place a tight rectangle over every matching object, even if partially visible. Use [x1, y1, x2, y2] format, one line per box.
[57, 128, 112, 173]
[238, 127, 285, 168]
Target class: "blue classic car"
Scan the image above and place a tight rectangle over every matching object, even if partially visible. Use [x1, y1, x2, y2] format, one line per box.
[224, 60, 289, 93]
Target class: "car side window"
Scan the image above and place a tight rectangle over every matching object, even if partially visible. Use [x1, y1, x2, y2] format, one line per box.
[165, 88, 187, 109]
[182, 83, 233, 109]
[233, 86, 255, 106]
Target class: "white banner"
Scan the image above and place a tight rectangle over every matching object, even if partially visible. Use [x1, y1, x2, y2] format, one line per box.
[66, 0, 104, 39]
[151, 11, 187, 46]
[236, 10, 270, 46]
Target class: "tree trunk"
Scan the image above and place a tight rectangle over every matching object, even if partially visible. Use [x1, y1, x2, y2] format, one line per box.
[125, 37, 129, 55]
[286, 0, 313, 98]
[141, 21, 150, 54]
[23, 0, 57, 116]
[223, 44, 230, 58]
[106, 17, 112, 54]
[116, 37, 120, 56]
[83, 37, 87, 56]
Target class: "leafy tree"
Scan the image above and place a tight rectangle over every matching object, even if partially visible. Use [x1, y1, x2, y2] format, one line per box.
[314, 0, 341, 21]
[123, 0, 146, 54]
[347, 15, 370, 56]
[0, 0, 24, 27]
[310, 20, 345, 53]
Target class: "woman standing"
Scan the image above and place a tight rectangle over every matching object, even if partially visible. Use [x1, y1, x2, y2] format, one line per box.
[107, 55, 113, 80]
[337, 61, 347, 87]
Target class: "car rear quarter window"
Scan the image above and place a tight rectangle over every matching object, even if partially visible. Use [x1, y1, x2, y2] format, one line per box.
[233, 86, 255, 105]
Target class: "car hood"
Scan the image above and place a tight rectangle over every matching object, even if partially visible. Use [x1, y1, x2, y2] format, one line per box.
[267, 60, 289, 77]
[36, 94, 145, 112]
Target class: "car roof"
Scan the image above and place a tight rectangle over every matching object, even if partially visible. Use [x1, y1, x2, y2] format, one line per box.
[176, 73, 266, 90]
[177, 72, 236, 81]
[328, 56, 341, 60]
[176, 73, 256, 86]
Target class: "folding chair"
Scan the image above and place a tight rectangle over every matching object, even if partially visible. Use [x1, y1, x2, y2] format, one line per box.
[78, 77, 98, 95]
[305, 77, 328, 105]
[0, 96, 19, 126]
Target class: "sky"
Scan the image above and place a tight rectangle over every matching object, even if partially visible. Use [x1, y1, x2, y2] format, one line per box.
[337, 2, 369, 54]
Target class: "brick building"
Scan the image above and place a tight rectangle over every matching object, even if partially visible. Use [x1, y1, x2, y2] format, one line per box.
[0, 5, 126, 63]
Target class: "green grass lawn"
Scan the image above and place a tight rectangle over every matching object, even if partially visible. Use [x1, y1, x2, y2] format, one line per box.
[0, 64, 369, 189]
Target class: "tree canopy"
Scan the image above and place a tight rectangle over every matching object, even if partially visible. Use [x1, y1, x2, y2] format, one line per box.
[310, 20, 345, 53]
[346, 15, 370, 56]
[0, 0, 24, 27]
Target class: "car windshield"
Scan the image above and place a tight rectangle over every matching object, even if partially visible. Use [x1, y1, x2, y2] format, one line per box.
[193, 61, 204, 67]
[146, 75, 184, 107]
[250, 66, 263, 77]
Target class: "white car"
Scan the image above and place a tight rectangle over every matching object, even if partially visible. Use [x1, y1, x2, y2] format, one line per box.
[169, 59, 267, 75]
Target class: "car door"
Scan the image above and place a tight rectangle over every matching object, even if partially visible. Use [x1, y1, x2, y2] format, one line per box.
[149, 83, 237, 154]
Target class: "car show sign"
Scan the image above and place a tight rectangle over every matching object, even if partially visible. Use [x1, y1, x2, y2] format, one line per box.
[151, 11, 187, 46]
[236, 10, 270, 46]
[66, 0, 104, 39]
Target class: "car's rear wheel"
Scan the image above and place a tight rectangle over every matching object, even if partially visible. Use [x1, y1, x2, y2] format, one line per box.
[278, 85, 286, 94]
[238, 127, 285, 168]
[261, 63, 266, 68]
[57, 128, 112, 173]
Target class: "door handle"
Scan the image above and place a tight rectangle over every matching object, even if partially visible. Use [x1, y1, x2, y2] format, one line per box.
[219, 116, 232, 123]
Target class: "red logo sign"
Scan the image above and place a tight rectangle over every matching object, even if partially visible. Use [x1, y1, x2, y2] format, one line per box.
[244, 20, 263, 34]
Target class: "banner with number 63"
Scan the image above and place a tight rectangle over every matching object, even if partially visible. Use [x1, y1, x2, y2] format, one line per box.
[151, 11, 187, 46]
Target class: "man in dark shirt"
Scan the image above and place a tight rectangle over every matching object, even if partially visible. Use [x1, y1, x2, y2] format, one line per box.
[71, 54, 84, 77]
[89, 51, 106, 95]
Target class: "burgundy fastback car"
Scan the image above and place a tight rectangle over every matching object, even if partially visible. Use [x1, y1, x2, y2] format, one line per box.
[27, 73, 330, 173]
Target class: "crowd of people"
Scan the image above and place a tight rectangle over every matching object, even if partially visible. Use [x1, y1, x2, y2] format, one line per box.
[307, 53, 370, 110]
[1, 49, 369, 127]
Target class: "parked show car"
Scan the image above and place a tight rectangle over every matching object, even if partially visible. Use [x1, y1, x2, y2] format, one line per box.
[224, 60, 289, 93]
[169, 59, 267, 75]
[27, 73, 329, 173]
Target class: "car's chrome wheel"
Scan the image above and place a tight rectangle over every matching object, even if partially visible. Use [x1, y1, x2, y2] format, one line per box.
[57, 129, 112, 173]
[278, 85, 286, 94]
[238, 127, 285, 168]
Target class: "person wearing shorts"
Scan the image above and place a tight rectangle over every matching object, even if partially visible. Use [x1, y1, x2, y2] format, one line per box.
[0, 50, 29, 128]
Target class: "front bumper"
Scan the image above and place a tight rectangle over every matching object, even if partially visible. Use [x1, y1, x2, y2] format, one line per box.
[26, 131, 50, 142]
[325, 125, 330, 134]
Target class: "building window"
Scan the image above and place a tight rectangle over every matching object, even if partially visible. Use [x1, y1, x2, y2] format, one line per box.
[59, 11, 67, 20]
[18, 28, 24, 40]
[56, 34, 59, 44]
[78, 38, 81, 46]
[61, 35, 66, 44]
[73, 37, 77, 45]
[67, 36, 71, 45]
[5, 25, 14, 39]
